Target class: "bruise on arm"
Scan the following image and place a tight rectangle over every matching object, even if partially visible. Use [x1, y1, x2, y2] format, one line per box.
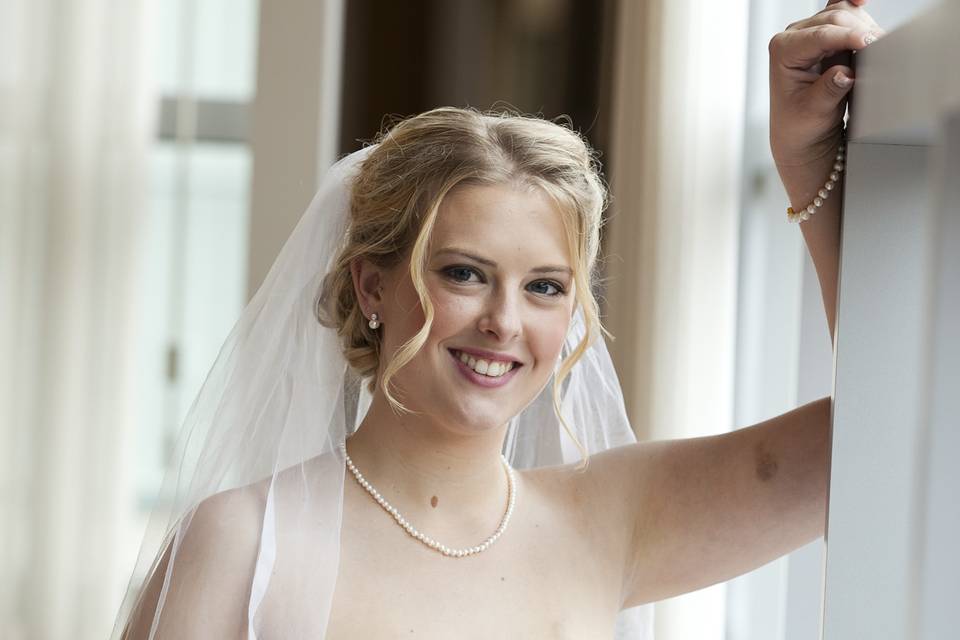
[754, 439, 780, 482]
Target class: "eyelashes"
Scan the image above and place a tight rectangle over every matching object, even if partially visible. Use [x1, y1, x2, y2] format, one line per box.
[442, 266, 567, 297]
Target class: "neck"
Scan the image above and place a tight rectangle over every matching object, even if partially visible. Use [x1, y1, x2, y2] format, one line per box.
[343, 391, 512, 537]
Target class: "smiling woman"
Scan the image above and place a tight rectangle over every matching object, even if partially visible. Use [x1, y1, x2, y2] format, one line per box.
[113, 0, 870, 622]
[316, 109, 609, 465]
[113, 107, 652, 639]
[340, 179, 582, 472]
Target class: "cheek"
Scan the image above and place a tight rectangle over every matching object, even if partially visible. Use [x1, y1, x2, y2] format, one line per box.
[377, 286, 426, 358]
[391, 277, 433, 330]
[430, 291, 480, 328]
[423, 280, 488, 331]
[534, 316, 570, 366]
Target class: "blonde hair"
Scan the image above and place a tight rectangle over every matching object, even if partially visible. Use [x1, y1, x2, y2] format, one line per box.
[317, 106, 610, 470]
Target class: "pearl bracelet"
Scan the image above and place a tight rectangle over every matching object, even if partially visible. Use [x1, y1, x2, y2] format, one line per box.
[787, 139, 847, 223]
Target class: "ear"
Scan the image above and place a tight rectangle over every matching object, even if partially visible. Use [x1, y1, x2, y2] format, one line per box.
[350, 257, 386, 319]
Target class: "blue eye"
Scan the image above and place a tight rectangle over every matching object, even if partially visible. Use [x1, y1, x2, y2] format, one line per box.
[442, 266, 565, 297]
[528, 280, 565, 297]
[444, 266, 483, 283]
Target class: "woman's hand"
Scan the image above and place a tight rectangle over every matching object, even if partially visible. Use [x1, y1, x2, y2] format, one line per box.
[768, 0, 885, 168]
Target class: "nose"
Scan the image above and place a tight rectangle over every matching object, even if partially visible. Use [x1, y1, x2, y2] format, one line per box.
[477, 287, 522, 343]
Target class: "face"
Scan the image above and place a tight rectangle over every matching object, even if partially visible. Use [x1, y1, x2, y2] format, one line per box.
[365, 182, 578, 436]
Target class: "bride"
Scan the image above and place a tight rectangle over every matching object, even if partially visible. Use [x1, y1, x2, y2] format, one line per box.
[115, 2, 884, 638]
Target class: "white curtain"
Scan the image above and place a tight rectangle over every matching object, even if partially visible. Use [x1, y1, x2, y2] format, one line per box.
[605, 0, 750, 637]
[0, 1, 155, 638]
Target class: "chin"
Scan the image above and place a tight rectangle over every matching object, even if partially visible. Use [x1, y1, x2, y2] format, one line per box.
[399, 354, 535, 434]
[440, 394, 517, 436]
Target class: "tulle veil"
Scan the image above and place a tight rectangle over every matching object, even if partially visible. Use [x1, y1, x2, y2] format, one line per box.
[111, 144, 654, 638]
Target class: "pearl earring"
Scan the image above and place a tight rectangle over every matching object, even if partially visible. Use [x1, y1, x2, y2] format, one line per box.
[368, 312, 380, 330]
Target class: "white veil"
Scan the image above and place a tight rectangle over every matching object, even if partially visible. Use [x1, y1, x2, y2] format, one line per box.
[111, 143, 654, 638]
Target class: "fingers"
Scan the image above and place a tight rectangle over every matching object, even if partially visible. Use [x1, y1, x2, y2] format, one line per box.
[790, 6, 885, 36]
[770, 24, 872, 69]
[810, 64, 856, 115]
[789, 8, 877, 34]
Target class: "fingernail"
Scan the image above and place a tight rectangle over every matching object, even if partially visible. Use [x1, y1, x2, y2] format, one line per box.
[863, 32, 877, 46]
[833, 72, 853, 89]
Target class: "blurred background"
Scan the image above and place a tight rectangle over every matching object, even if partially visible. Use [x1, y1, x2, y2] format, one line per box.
[0, 0, 933, 638]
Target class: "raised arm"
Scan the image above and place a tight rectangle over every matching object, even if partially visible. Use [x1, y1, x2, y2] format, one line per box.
[769, 0, 886, 345]
[593, 1, 889, 612]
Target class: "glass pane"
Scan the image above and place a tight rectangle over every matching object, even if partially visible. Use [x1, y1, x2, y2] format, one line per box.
[153, 0, 184, 96]
[133, 143, 178, 503]
[135, 141, 251, 508]
[154, 0, 259, 100]
[193, 0, 260, 100]
[177, 143, 252, 429]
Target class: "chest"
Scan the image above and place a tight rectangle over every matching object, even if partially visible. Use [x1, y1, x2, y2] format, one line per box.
[324, 468, 624, 639]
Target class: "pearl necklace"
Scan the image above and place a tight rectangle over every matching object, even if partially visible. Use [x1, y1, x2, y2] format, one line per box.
[339, 442, 517, 558]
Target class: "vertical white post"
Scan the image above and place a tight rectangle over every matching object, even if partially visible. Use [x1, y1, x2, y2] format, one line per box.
[824, 141, 933, 640]
[915, 113, 960, 640]
[247, 0, 345, 298]
[821, 3, 958, 636]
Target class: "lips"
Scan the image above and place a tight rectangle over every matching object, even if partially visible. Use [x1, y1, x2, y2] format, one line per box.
[449, 346, 522, 365]
[447, 349, 523, 388]
[449, 349, 518, 374]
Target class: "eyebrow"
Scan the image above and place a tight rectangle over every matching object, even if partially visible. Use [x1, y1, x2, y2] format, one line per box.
[434, 248, 573, 276]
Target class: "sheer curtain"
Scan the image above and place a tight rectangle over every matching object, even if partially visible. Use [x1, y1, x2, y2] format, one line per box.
[0, 1, 155, 637]
[605, 0, 749, 638]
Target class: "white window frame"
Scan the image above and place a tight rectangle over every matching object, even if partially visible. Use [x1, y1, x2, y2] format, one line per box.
[823, 2, 959, 638]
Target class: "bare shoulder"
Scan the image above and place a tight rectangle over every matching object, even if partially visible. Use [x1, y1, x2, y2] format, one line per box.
[520, 449, 640, 540]
[121, 483, 268, 639]
[519, 451, 640, 603]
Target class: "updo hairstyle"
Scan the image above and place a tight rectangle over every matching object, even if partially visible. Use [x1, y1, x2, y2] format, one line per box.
[317, 106, 610, 468]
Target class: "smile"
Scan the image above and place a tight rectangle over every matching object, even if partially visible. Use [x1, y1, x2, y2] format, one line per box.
[448, 349, 523, 388]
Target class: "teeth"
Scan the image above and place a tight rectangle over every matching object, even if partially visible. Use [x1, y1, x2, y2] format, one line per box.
[454, 351, 515, 378]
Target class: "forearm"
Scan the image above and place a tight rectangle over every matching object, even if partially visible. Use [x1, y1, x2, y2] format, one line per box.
[775, 151, 844, 347]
